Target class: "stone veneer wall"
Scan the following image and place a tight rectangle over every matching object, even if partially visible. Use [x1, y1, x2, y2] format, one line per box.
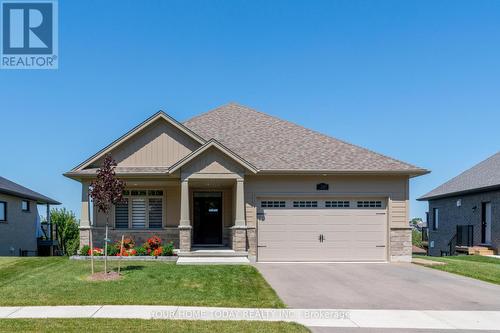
[245, 203, 257, 261]
[390, 227, 412, 262]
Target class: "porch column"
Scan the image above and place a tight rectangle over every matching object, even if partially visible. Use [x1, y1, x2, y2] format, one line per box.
[232, 178, 247, 251]
[234, 178, 245, 226]
[80, 181, 91, 248]
[179, 179, 192, 252]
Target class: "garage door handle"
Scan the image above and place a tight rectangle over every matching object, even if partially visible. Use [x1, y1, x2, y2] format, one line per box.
[257, 245, 267, 248]
[376, 245, 386, 247]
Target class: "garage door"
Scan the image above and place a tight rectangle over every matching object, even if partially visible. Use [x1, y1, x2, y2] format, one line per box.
[257, 199, 387, 262]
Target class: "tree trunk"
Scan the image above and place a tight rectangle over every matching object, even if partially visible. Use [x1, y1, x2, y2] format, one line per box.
[118, 235, 124, 274]
[104, 215, 109, 274]
[90, 229, 94, 275]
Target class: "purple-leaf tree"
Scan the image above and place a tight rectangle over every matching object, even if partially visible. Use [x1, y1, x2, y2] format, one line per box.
[89, 154, 125, 274]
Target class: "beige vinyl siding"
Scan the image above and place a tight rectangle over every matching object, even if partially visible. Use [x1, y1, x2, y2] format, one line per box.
[390, 199, 408, 228]
[92, 119, 200, 168]
[181, 147, 245, 177]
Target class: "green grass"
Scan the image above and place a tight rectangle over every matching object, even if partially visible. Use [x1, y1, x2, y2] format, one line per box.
[0, 319, 309, 333]
[0, 257, 284, 308]
[414, 255, 500, 285]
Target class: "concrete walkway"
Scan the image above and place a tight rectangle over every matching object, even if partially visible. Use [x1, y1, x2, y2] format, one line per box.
[0, 306, 499, 330]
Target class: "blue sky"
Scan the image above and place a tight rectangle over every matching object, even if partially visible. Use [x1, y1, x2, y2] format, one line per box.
[1, 0, 499, 220]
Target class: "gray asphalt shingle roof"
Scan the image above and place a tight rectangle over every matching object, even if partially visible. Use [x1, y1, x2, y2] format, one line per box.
[0, 176, 60, 205]
[419, 152, 500, 200]
[184, 103, 427, 174]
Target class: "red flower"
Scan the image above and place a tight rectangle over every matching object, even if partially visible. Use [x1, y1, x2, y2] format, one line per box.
[147, 236, 162, 250]
[152, 246, 163, 256]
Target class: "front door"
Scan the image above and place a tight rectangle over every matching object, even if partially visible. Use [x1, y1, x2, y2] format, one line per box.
[481, 202, 492, 244]
[193, 192, 223, 245]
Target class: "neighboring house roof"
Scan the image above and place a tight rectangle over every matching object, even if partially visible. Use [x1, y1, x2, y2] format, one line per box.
[184, 103, 428, 175]
[418, 152, 500, 201]
[0, 177, 60, 205]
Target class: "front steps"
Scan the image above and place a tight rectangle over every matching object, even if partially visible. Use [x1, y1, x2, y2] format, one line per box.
[176, 248, 250, 265]
[467, 246, 496, 256]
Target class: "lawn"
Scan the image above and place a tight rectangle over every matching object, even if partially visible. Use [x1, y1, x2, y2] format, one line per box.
[0, 319, 309, 333]
[0, 257, 284, 308]
[414, 255, 500, 285]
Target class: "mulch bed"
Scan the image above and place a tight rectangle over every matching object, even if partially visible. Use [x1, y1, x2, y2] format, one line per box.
[86, 271, 122, 281]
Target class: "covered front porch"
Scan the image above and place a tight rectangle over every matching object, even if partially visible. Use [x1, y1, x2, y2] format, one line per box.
[178, 176, 247, 254]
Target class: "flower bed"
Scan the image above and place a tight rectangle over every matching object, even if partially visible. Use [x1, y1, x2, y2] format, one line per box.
[79, 235, 177, 258]
[70, 255, 177, 261]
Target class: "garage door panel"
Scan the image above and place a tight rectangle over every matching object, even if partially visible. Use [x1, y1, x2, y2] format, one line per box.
[258, 201, 387, 262]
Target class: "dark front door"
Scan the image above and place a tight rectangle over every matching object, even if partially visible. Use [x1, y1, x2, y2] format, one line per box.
[193, 192, 223, 245]
[481, 202, 492, 244]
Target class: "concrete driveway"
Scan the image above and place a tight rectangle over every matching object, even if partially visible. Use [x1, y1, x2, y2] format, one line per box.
[256, 263, 500, 310]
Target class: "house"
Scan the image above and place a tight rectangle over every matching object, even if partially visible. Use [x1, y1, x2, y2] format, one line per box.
[64, 103, 428, 262]
[419, 152, 500, 256]
[0, 176, 60, 256]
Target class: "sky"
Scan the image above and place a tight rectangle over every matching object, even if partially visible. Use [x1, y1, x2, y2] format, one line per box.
[1, 0, 499, 221]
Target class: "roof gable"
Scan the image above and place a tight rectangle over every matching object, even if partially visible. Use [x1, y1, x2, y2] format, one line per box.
[419, 152, 500, 200]
[72, 111, 205, 171]
[184, 103, 428, 175]
[168, 139, 258, 175]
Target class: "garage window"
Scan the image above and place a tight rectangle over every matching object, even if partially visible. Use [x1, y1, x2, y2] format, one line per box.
[325, 200, 350, 208]
[293, 201, 318, 208]
[357, 201, 382, 208]
[261, 201, 285, 208]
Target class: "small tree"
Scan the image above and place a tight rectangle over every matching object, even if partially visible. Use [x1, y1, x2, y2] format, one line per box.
[89, 154, 125, 274]
[50, 208, 80, 256]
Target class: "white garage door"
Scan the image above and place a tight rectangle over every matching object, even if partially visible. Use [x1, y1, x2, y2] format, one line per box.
[257, 199, 387, 262]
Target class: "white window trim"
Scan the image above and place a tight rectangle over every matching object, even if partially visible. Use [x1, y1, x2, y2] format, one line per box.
[21, 200, 30, 212]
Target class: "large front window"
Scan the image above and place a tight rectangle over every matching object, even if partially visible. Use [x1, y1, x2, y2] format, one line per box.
[115, 190, 164, 229]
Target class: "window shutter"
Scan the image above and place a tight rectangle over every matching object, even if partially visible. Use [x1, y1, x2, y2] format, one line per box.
[132, 198, 146, 229]
[148, 198, 162, 229]
[115, 200, 129, 229]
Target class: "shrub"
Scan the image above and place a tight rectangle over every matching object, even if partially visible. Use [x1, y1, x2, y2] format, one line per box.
[163, 241, 175, 256]
[412, 229, 423, 248]
[134, 246, 148, 256]
[147, 236, 162, 250]
[152, 246, 163, 257]
[107, 245, 119, 256]
[50, 208, 80, 256]
[90, 247, 104, 256]
[80, 245, 90, 256]
[119, 248, 137, 256]
[122, 237, 135, 250]
[66, 238, 80, 256]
